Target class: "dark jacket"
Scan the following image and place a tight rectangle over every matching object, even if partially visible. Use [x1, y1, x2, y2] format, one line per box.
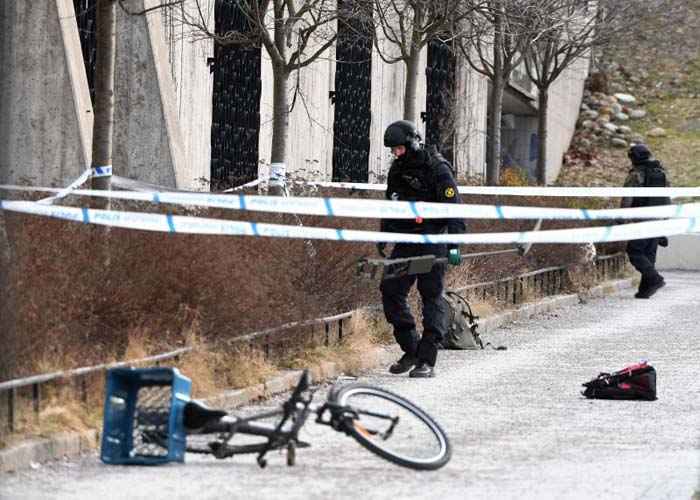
[621, 159, 671, 209]
[380, 147, 467, 236]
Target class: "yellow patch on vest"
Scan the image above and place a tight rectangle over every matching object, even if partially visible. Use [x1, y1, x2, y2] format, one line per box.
[445, 187, 455, 198]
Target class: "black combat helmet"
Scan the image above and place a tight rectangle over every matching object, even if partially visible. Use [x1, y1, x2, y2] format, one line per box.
[384, 120, 422, 150]
[628, 143, 652, 164]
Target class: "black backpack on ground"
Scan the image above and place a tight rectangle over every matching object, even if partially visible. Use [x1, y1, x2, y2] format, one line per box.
[582, 361, 657, 400]
[441, 291, 506, 350]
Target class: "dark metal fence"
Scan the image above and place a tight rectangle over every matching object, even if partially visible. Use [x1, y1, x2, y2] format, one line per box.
[424, 37, 456, 165]
[458, 253, 626, 305]
[210, 0, 262, 189]
[73, 0, 98, 104]
[332, 1, 373, 183]
[0, 254, 626, 436]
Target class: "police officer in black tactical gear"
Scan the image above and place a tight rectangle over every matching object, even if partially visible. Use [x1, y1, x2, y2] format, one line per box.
[377, 120, 466, 378]
[621, 143, 670, 299]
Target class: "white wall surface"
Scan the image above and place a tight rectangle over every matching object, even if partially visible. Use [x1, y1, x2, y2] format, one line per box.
[159, 1, 214, 189]
[656, 235, 700, 271]
[544, 55, 590, 184]
[453, 53, 488, 181]
[258, 44, 336, 181]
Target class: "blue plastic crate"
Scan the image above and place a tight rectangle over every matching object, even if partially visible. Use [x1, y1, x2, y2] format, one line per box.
[100, 367, 192, 465]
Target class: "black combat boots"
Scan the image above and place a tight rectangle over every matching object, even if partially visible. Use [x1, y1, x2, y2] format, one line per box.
[635, 274, 666, 299]
[408, 362, 434, 378]
[389, 353, 418, 374]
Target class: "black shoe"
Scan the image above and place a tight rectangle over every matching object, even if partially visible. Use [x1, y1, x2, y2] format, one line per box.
[408, 363, 434, 378]
[389, 353, 417, 374]
[635, 277, 666, 299]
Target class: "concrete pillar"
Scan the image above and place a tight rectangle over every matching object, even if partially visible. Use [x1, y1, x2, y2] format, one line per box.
[114, 0, 212, 190]
[159, 2, 213, 190]
[111, 0, 212, 190]
[0, 0, 93, 186]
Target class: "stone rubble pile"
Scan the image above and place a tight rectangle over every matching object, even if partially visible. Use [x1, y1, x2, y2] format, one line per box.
[576, 90, 663, 151]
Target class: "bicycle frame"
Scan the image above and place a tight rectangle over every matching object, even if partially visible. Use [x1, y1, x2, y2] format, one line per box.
[103, 367, 411, 468]
[186, 385, 398, 468]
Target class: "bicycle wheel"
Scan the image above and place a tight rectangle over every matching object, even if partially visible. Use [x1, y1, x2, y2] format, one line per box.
[331, 384, 451, 470]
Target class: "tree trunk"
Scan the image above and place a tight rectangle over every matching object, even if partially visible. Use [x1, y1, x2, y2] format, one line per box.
[403, 50, 421, 122]
[486, 5, 504, 186]
[403, 5, 425, 122]
[536, 88, 549, 185]
[269, 62, 290, 195]
[267, 5, 289, 197]
[487, 79, 505, 186]
[91, 0, 116, 195]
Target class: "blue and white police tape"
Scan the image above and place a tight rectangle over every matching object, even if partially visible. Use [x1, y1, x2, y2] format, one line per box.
[1, 185, 699, 221]
[232, 178, 700, 198]
[92, 165, 113, 178]
[36, 168, 92, 205]
[1, 199, 698, 244]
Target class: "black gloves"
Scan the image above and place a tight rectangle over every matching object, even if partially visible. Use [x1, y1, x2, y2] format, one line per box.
[658, 237, 669, 247]
[376, 242, 387, 257]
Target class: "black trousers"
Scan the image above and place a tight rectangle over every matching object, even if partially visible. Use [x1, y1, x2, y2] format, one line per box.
[380, 243, 448, 366]
[626, 238, 661, 284]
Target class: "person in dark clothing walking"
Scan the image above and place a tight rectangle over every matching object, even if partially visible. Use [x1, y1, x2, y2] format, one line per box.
[377, 120, 466, 378]
[621, 143, 670, 299]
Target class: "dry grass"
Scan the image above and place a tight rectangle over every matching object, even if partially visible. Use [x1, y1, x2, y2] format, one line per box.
[0, 380, 103, 449]
[279, 313, 380, 375]
[0, 311, 391, 447]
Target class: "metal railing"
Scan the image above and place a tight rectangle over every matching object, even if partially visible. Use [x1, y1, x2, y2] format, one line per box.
[0, 253, 627, 435]
[457, 265, 567, 305]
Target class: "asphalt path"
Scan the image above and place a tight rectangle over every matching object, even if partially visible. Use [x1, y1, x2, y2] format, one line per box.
[2, 271, 699, 500]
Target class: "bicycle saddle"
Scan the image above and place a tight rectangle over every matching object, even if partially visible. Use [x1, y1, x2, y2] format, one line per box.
[184, 400, 228, 430]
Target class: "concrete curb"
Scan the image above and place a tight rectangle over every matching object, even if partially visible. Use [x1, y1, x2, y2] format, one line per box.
[0, 278, 634, 473]
[0, 430, 98, 473]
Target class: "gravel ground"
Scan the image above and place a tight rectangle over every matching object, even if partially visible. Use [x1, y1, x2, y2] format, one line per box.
[2, 271, 698, 500]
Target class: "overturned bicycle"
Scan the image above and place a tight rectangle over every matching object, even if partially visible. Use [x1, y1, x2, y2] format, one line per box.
[100, 367, 451, 471]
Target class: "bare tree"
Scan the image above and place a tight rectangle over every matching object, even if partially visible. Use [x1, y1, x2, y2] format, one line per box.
[90, 0, 118, 194]
[520, 0, 677, 184]
[89, 0, 185, 197]
[458, 0, 540, 185]
[175, 0, 340, 193]
[362, 0, 479, 122]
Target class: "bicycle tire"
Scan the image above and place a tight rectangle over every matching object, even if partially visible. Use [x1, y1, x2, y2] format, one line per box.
[331, 384, 451, 470]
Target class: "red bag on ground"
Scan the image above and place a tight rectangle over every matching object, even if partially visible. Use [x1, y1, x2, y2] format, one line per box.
[582, 361, 657, 401]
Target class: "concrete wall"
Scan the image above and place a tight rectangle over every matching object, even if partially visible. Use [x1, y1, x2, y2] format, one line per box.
[0, 0, 211, 191]
[258, 44, 336, 182]
[453, 54, 489, 181]
[114, 0, 212, 190]
[543, 55, 590, 184]
[257, 34, 488, 184]
[0, 0, 92, 186]
[159, 2, 214, 189]
[1, 0, 585, 191]
[656, 235, 700, 271]
[368, 41, 428, 182]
